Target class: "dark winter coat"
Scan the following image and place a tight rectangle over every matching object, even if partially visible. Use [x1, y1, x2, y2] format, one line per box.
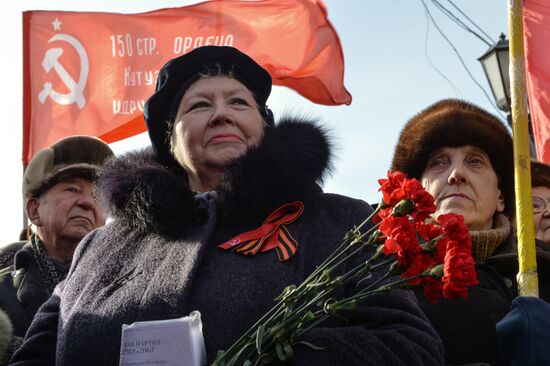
[0, 240, 57, 365]
[0, 241, 53, 340]
[0, 241, 24, 365]
[0, 242, 24, 270]
[415, 233, 550, 366]
[12, 119, 444, 366]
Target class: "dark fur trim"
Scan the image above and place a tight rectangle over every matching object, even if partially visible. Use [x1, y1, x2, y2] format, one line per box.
[218, 117, 333, 225]
[531, 160, 550, 188]
[98, 117, 333, 233]
[96, 148, 196, 237]
[0, 308, 13, 359]
[391, 99, 514, 216]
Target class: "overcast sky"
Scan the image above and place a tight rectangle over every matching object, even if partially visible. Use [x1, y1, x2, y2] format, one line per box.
[1, 0, 508, 245]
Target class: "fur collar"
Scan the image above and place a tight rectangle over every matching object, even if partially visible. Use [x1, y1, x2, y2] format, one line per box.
[97, 117, 333, 236]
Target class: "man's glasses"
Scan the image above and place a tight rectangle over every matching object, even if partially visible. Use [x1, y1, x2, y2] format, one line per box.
[532, 196, 549, 214]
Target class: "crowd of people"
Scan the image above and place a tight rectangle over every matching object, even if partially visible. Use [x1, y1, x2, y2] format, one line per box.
[0, 45, 549, 365]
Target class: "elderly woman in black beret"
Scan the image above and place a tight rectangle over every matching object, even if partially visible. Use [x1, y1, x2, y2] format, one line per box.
[11, 46, 443, 366]
[392, 99, 550, 365]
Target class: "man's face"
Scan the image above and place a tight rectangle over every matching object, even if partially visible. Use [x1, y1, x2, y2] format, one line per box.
[27, 177, 106, 248]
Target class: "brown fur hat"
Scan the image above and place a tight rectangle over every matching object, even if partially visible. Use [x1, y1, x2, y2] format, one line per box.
[531, 160, 550, 188]
[391, 98, 514, 216]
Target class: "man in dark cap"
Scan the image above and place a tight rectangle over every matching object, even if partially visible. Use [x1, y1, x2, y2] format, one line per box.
[0, 135, 113, 363]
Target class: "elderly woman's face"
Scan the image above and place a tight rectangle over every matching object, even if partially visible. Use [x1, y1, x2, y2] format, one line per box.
[532, 186, 550, 244]
[421, 145, 504, 231]
[172, 76, 264, 179]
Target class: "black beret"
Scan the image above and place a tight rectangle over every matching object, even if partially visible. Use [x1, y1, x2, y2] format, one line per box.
[144, 46, 273, 166]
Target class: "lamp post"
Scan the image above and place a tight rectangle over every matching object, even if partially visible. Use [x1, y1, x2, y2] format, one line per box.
[478, 33, 536, 157]
[478, 33, 511, 112]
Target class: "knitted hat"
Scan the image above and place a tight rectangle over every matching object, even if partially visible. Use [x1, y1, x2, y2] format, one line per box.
[391, 99, 514, 216]
[23, 136, 114, 202]
[144, 46, 273, 166]
[531, 160, 550, 188]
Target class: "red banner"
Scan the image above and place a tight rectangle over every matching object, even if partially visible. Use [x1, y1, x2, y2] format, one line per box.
[524, 0, 550, 162]
[22, 0, 350, 165]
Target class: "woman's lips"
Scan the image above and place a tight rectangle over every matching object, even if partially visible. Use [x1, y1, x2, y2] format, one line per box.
[208, 134, 242, 144]
[442, 193, 471, 201]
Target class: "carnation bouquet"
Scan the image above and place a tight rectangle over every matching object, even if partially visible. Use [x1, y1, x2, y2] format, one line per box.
[211, 171, 478, 366]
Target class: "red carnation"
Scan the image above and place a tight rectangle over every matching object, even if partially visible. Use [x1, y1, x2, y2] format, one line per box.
[378, 171, 436, 222]
[437, 213, 471, 249]
[442, 246, 479, 300]
[416, 221, 447, 263]
[422, 276, 444, 304]
[402, 253, 436, 286]
[373, 206, 391, 224]
[380, 216, 421, 267]
[378, 170, 407, 207]
[402, 178, 436, 222]
[433, 237, 451, 263]
[416, 221, 443, 242]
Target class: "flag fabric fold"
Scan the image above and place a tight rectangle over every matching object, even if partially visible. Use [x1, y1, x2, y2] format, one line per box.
[523, 0, 550, 162]
[23, 0, 350, 165]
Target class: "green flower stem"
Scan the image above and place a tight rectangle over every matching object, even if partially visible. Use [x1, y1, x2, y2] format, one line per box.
[227, 268, 356, 363]
[339, 272, 393, 305]
[314, 243, 371, 282]
[344, 257, 396, 285]
[213, 252, 392, 365]
[355, 204, 381, 232]
[421, 234, 445, 252]
[293, 312, 332, 338]
[212, 304, 285, 365]
[226, 342, 255, 365]
[228, 258, 399, 364]
[291, 272, 431, 346]
[296, 209, 380, 292]
[212, 207, 387, 366]
[276, 247, 395, 333]
[343, 272, 428, 306]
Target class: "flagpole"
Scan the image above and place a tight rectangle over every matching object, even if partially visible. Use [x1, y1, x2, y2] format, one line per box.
[509, 0, 538, 297]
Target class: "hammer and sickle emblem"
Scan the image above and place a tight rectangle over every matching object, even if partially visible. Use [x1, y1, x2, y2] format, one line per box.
[38, 34, 89, 109]
[228, 238, 241, 247]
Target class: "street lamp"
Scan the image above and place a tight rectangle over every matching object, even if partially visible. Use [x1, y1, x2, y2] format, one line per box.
[478, 33, 536, 157]
[478, 33, 511, 113]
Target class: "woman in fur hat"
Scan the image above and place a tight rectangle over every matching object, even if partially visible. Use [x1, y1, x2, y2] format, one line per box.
[11, 46, 443, 366]
[392, 98, 550, 365]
